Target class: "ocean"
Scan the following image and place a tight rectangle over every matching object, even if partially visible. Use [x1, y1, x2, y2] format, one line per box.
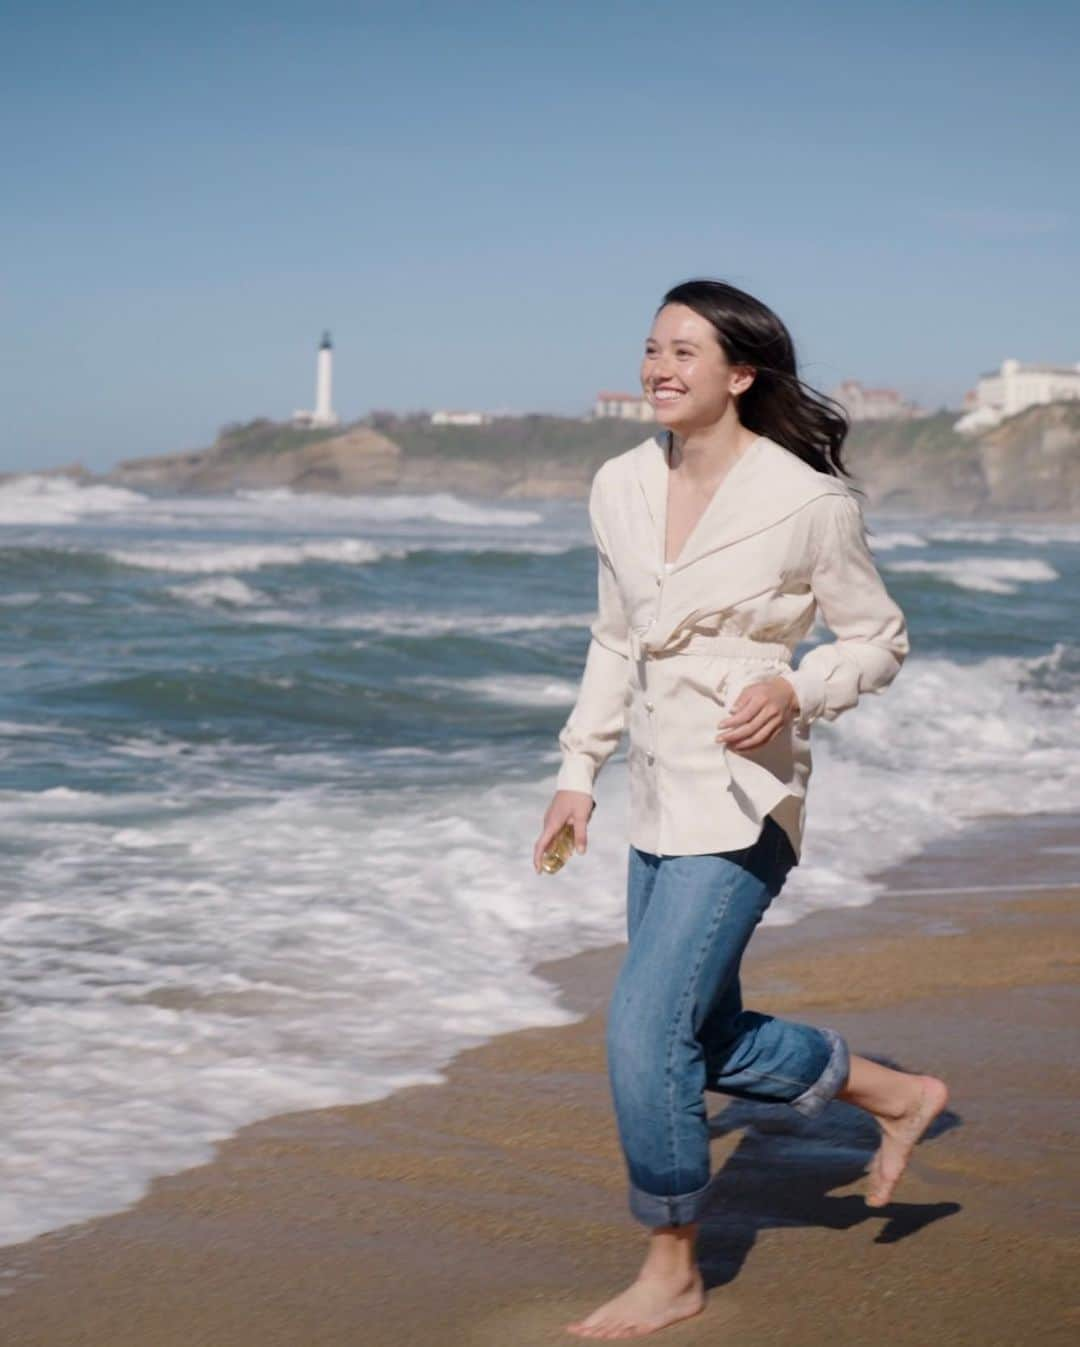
[1, 471, 1078, 1248]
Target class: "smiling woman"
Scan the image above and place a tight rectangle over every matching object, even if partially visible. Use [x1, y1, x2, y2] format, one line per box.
[532, 278, 949, 1340]
[641, 280, 853, 479]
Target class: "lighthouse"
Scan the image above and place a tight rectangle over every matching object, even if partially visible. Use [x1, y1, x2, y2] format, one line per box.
[292, 331, 341, 429]
[314, 331, 336, 426]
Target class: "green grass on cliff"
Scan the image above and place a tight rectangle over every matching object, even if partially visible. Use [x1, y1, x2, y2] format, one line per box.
[211, 412, 653, 467]
[214, 418, 346, 457]
[215, 410, 975, 471]
[845, 410, 968, 458]
[367, 413, 653, 466]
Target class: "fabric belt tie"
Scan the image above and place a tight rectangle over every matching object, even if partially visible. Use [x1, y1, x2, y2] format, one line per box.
[627, 628, 793, 665]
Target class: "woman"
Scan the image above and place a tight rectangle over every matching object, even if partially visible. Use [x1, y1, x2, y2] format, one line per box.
[532, 279, 949, 1339]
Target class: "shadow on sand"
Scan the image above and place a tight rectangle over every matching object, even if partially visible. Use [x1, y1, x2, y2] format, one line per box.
[698, 1053, 962, 1289]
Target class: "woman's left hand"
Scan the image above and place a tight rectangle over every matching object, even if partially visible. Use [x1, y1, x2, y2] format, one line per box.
[716, 675, 800, 751]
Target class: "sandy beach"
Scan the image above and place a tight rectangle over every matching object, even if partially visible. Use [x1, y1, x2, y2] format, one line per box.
[2, 809, 1078, 1346]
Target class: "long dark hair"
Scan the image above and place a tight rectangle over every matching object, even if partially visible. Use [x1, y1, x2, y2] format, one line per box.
[658, 279, 854, 483]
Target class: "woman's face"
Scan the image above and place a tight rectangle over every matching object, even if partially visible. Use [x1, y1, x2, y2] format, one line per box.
[640, 303, 754, 431]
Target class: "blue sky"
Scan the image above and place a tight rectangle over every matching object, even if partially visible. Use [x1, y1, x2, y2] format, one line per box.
[2, 1, 1076, 472]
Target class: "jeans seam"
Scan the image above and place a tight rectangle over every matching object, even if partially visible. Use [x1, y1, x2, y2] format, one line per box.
[662, 875, 734, 1198]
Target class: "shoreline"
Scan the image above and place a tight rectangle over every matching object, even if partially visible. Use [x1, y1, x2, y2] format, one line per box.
[1, 808, 1078, 1344]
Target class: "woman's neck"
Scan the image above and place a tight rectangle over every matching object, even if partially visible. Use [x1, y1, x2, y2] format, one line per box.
[667, 420, 758, 483]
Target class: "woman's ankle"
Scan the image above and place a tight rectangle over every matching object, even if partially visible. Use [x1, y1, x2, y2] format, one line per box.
[640, 1223, 700, 1284]
[837, 1053, 920, 1119]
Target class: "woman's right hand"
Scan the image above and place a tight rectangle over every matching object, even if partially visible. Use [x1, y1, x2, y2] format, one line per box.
[533, 791, 596, 874]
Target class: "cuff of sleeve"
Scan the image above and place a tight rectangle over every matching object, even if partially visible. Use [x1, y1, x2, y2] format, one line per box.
[783, 665, 827, 727]
[555, 754, 597, 796]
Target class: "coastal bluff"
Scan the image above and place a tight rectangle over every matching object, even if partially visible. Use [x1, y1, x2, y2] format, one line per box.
[96, 402, 1080, 517]
[104, 420, 403, 495]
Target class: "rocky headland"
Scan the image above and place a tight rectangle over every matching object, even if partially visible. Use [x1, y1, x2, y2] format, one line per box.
[13, 402, 1080, 517]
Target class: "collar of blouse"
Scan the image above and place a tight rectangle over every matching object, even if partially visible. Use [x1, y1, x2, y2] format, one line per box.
[621, 431, 855, 660]
[631, 431, 851, 577]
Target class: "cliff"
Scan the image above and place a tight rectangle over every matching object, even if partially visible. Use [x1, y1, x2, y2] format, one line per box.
[108, 419, 402, 495]
[106, 414, 647, 500]
[98, 404, 1080, 517]
[843, 402, 1080, 516]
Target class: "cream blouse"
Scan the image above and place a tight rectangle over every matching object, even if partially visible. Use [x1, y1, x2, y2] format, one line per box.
[554, 431, 910, 862]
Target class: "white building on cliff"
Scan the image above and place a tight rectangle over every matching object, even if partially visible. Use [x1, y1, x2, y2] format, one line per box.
[430, 410, 494, 426]
[593, 391, 655, 421]
[954, 358, 1080, 434]
[830, 380, 923, 422]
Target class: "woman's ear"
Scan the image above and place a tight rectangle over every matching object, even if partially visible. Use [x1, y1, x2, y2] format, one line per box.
[731, 365, 756, 397]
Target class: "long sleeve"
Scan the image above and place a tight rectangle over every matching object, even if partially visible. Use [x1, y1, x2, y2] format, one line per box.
[554, 477, 631, 795]
[784, 492, 910, 727]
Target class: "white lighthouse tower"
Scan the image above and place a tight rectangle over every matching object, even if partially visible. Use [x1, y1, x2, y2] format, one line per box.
[292, 331, 341, 429]
[314, 330, 337, 426]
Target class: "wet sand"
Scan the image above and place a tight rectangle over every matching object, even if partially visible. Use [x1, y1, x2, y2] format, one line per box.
[2, 811, 1078, 1346]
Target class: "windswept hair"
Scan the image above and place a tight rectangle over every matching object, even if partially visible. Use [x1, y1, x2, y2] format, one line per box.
[658, 279, 855, 485]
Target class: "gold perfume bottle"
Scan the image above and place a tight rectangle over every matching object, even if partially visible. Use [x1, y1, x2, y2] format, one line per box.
[540, 820, 577, 874]
[539, 801, 596, 875]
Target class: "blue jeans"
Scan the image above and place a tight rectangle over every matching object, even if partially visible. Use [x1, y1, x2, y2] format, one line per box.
[606, 813, 851, 1228]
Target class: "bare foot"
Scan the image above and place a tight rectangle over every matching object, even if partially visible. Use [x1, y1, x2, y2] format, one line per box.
[865, 1072, 949, 1207]
[565, 1273, 706, 1338]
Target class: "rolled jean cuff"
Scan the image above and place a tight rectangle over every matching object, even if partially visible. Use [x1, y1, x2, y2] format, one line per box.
[628, 1171, 720, 1229]
[789, 1026, 850, 1118]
